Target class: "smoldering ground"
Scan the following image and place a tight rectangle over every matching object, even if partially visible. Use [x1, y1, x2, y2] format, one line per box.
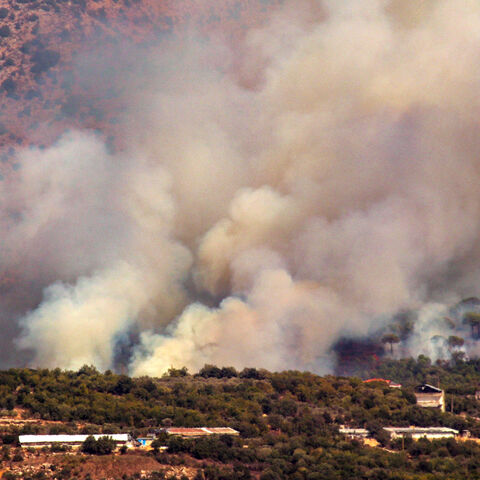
[2, 0, 480, 374]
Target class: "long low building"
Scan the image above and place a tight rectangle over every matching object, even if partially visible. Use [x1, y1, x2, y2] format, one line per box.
[165, 427, 240, 438]
[383, 427, 458, 440]
[19, 434, 132, 448]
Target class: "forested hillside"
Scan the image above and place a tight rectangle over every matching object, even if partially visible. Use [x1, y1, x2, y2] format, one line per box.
[1, 360, 480, 478]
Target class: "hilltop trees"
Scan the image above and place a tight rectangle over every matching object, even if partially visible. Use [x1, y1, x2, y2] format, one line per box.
[198, 365, 238, 378]
[464, 313, 480, 339]
[448, 336, 465, 353]
[448, 336, 465, 348]
[382, 333, 400, 354]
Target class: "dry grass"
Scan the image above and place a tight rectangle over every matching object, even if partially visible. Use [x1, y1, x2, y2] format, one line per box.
[6, 451, 200, 480]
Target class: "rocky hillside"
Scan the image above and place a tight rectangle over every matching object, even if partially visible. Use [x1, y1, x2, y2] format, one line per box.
[0, 0, 282, 173]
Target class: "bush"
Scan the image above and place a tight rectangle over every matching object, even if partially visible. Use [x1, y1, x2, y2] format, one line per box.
[31, 49, 60, 74]
[97, 436, 117, 454]
[0, 25, 10, 37]
[165, 367, 189, 377]
[167, 436, 188, 454]
[198, 365, 238, 378]
[1, 77, 16, 94]
[81, 435, 97, 454]
[12, 451, 23, 462]
[151, 436, 167, 453]
[2, 434, 18, 445]
[81, 435, 116, 455]
[50, 443, 70, 452]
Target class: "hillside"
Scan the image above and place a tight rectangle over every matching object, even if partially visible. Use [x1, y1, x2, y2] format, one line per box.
[0, 0, 283, 171]
[0, 360, 478, 478]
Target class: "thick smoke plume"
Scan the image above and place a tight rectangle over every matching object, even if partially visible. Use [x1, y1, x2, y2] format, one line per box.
[2, 0, 480, 374]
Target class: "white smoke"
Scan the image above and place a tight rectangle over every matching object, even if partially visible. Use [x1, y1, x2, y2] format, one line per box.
[3, 0, 480, 374]
[3, 132, 192, 369]
[17, 263, 146, 370]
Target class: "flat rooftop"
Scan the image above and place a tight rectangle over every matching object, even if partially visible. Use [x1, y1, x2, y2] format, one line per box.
[19, 434, 130, 444]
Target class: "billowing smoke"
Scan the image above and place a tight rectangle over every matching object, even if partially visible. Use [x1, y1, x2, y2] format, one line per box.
[3, 0, 480, 374]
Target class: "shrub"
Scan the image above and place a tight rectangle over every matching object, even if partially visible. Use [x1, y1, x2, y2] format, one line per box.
[1, 77, 16, 94]
[12, 451, 23, 462]
[96, 436, 117, 454]
[82, 435, 99, 453]
[31, 49, 60, 74]
[50, 443, 70, 452]
[198, 365, 238, 379]
[0, 25, 10, 37]
[81, 435, 116, 455]
[2, 434, 18, 445]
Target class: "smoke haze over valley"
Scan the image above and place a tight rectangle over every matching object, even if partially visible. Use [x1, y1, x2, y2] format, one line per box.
[2, 0, 480, 375]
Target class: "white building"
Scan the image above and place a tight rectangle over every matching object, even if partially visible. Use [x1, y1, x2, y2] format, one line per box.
[339, 428, 370, 439]
[164, 427, 239, 438]
[19, 434, 132, 448]
[383, 427, 458, 440]
[414, 384, 445, 412]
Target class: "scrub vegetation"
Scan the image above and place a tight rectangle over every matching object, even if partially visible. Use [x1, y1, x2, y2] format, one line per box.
[2, 358, 480, 478]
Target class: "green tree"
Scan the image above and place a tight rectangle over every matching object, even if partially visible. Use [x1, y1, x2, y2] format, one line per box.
[96, 436, 116, 454]
[81, 435, 98, 454]
[464, 312, 480, 339]
[165, 367, 189, 377]
[382, 333, 400, 354]
[448, 336, 465, 350]
[151, 433, 168, 454]
[81, 435, 116, 455]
